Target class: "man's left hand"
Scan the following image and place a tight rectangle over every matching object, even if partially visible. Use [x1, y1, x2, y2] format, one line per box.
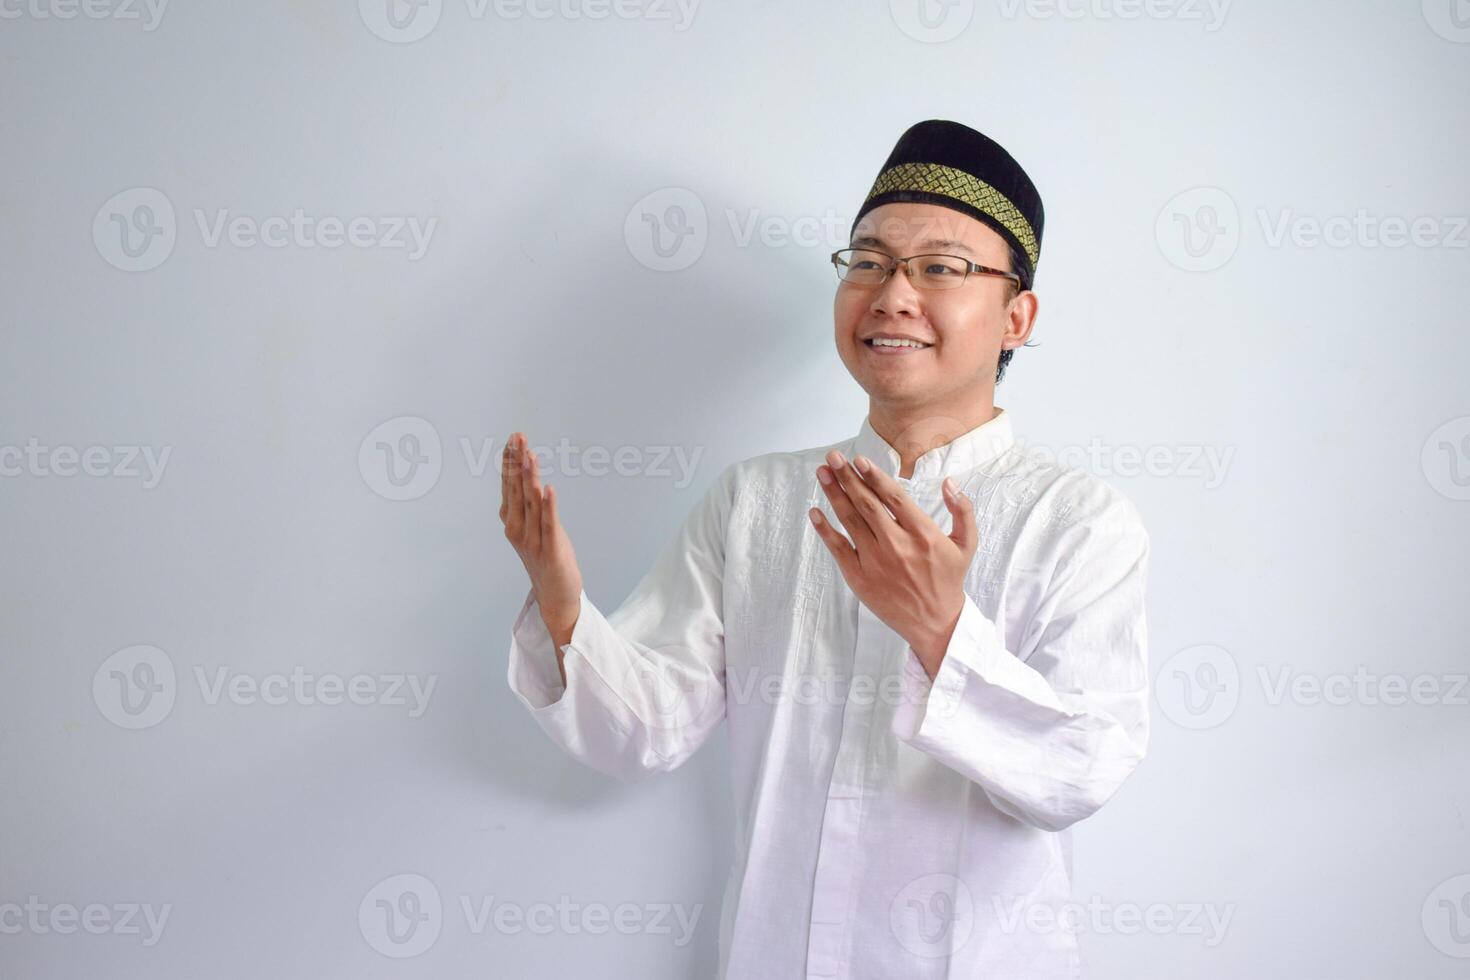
[808, 450, 977, 679]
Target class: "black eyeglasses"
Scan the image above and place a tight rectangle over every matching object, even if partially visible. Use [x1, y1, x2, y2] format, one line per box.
[830, 247, 1021, 291]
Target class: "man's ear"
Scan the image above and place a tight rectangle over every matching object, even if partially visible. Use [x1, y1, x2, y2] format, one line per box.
[1002, 290, 1039, 349]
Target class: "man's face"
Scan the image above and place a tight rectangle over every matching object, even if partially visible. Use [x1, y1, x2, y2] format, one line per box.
[833, 202, 1031, 411]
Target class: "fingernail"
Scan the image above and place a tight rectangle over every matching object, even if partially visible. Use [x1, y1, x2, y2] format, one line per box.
[943, 477, 956, 495]
[853, 456, 869, 474]
[817, 467, 833, 485]
[809, 509, 823, 524]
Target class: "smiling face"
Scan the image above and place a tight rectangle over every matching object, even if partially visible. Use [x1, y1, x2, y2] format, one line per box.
[834, 202, 1038, 419]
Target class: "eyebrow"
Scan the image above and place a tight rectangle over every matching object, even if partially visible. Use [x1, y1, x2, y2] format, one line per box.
[850, 235, 974, 256]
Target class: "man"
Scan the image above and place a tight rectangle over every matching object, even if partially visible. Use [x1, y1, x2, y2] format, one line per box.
[501, 120, 1151, 978]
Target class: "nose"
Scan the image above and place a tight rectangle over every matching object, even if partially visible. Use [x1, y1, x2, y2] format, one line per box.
[868, 261, 922, 319]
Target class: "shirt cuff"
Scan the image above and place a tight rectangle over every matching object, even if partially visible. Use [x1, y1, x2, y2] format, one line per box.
[890, 592, 1008, 742]
[506, 586, 584, 711]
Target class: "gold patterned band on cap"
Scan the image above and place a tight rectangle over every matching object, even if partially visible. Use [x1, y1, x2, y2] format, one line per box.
[863, 161, 1039, 268]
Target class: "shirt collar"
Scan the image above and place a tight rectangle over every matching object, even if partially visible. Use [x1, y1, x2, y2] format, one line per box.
[851, 408, 1015, 483]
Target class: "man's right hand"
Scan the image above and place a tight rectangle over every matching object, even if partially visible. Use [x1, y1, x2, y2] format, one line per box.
[500, 431, 583, 666]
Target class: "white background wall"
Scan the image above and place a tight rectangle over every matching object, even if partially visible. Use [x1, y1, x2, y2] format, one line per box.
[2, 1, 1468, 977]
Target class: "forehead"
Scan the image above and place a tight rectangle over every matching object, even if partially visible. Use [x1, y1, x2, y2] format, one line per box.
[850, 202, 1006, 257]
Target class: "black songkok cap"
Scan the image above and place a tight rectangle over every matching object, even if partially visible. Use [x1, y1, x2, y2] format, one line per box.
[851, 120, 1045, 287]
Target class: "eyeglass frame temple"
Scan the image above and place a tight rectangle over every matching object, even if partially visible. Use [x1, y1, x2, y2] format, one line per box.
[829, 248, 1022, 290]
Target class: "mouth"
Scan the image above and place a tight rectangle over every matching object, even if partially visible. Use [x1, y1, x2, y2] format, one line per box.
[863, 337, 933, 355]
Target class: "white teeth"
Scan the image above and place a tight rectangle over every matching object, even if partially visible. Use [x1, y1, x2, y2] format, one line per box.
[870, 337, 929, 349]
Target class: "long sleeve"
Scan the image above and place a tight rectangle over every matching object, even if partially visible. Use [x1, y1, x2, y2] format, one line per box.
[891, 492, 1151, 832]
[505, 462, 737, 783]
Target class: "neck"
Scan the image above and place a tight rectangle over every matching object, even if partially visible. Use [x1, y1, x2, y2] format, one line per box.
[868, 397, 1000, 479]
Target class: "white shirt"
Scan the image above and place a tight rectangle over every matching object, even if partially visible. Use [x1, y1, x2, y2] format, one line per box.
[506, 407, 1151, 979]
